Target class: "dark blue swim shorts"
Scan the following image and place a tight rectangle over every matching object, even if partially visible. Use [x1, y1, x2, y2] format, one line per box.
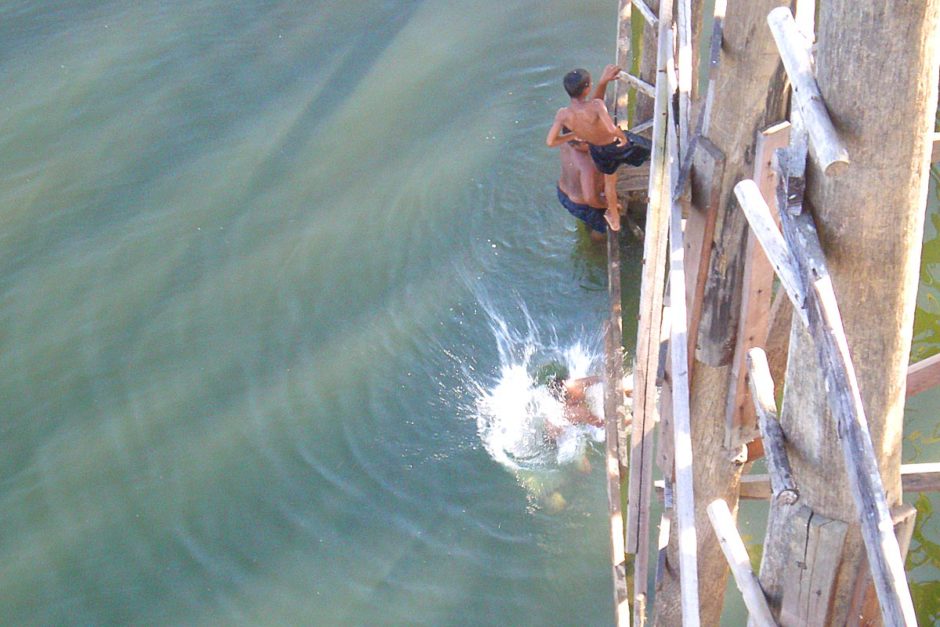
[556, 186, 607, 234]
[589, 132, 652, 175]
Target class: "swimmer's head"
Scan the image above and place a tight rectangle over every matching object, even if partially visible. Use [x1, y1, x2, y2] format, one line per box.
[564, 69, 591, 98]
[533, 361, 569, 399]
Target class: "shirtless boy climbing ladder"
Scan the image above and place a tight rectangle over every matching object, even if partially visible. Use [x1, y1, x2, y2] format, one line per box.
[546, 64, 651, 232]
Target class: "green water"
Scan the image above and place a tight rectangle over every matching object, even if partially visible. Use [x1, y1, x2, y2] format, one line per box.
[0, 1, 936, 625]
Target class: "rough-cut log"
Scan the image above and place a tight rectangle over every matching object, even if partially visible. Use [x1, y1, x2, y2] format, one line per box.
[775, 1, 940, 622]
[706, 500, 777, 627]
[767, 8, 850, 176]
[906, 352, 940, 398]
[653, 3, 790, 624]
[746, 348, 797, 505]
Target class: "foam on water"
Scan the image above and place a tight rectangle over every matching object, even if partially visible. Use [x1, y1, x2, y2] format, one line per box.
[466, 297, 605, 472]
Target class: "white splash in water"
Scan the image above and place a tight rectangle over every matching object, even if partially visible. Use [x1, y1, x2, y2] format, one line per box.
[468, 300, 605, 472]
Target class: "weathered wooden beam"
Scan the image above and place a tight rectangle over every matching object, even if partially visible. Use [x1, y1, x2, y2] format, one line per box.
[685, 139, 724, 367]
[906, 352, 940, 398]
[725, 123, 791, 449]
[931, 132, 940, 163]
[767, 7, 850, 176]
[776, 154, 917, 625]
[626, 4, 672, 619]
[779, 507, 848, 626]
[667, 111, 701, 627]
[632, 0, 659, 28]
[746, 348, 798, 505]
[764, 286, 792, 400]
[706, 500, 778, 627]
[847, 504, 918, 627]
[661, 464, 940, 502]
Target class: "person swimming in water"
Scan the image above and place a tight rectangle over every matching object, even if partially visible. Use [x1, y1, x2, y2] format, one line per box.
[532, 361, 604, 439]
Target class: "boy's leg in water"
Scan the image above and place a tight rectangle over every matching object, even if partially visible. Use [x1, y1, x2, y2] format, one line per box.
[603, 173, 620, 231]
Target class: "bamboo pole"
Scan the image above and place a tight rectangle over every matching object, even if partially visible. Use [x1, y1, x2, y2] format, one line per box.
[767, 7, 849, 176]
[706, 500, 778, 627]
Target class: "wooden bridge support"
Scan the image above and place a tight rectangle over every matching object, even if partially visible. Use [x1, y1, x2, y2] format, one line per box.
[774, 1, 940, 623]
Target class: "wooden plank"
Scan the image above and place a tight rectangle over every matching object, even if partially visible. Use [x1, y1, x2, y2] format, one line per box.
[626, 0, 673, 566]
[617, 71, 656, 98]
[675, 0, 692, 152]
[667, 100, 701, 627]
[767, 7, 849, 176]
[606, 5, 632, 625]
[932, 132, 940, 163]
[776, 154, 917, 625]
[906, 352, 940, 398]
[686, 138, 725, 366]
[706, 500, 778, 627]
[779, 507, 848, 626]
[725, 123, 791, 448]
[746, 348, 798, 505]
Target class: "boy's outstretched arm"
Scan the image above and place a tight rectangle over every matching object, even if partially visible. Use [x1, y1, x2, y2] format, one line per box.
[591, 64, 621, 101]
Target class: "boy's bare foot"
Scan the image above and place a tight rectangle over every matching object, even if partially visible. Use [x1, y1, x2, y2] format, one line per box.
[605, 209, 621, 232]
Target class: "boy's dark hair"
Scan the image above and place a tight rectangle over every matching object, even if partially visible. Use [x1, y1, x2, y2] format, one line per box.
[563, 69, 591, 98]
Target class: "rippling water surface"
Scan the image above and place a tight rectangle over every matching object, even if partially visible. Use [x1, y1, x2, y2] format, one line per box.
[1, 1, 937, 624]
